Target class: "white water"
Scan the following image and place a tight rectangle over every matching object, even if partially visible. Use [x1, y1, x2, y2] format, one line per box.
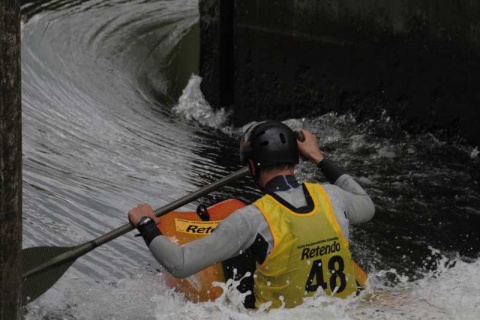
[172, 75, 231, 129]
[20, 0, 479, 318]
[24, 75, 480, 319]
[25, 239, 480, 319]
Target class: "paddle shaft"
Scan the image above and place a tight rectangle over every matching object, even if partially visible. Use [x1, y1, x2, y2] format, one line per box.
[23, 166, 249, 280]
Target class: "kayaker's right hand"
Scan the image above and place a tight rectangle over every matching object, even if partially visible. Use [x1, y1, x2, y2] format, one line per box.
[128, 203, 158, 227]
[297, 129, 325, 164]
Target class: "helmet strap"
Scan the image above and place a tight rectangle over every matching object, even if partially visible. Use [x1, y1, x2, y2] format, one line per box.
[247, 159, 264, 191]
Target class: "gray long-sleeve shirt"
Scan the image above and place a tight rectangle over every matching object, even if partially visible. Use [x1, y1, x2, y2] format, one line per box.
[147, 173, 375, 278]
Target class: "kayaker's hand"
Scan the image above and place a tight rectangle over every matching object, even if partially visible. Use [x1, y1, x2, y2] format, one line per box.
[297, 129, 325, 164]
[128, 203, 157, 227]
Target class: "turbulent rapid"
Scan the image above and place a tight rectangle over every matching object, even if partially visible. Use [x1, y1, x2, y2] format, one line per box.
[20, 0, 480, 319]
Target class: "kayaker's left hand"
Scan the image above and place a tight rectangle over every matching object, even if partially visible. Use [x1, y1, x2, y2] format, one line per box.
[128, 203, 158, 227]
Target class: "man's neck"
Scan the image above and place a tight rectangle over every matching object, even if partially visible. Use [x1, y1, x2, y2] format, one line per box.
[259, 167, 295, 189]
[264, 175, 300, 193]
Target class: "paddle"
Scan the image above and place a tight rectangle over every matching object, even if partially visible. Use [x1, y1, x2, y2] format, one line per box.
[22, 166, 249, 305]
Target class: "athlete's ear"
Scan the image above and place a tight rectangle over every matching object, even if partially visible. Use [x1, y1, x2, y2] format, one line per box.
[247, 159, 256, 176]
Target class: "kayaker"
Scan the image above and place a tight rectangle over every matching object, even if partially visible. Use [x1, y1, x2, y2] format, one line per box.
[128, 121, 375, 309]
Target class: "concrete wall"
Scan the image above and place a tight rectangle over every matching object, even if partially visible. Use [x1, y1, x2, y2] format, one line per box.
[199, 0, 234, 109]
[200, 0, 480, 145]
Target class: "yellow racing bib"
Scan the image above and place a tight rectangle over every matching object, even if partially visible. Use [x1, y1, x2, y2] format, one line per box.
[253, 183, 358, 309]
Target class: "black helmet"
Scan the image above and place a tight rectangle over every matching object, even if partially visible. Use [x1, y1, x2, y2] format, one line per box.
[240, 121, 299, 169]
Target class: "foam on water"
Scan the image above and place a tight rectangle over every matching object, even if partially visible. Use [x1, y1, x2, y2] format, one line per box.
[172, 76, 308, 142]
[172, 75, 230, 129]
[24, 254, 480, 319]
[471, 147, 479, 159]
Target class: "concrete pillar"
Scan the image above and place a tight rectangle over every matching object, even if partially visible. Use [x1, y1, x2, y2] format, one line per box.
[199, 0, 480, 146]
[199, 0, 234, 109]
[0, 0, 22, 318]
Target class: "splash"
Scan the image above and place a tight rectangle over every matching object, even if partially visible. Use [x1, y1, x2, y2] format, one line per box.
[24, 271, 170, 320]
[172, 74, 230, 129]
[23, 249, 480, 319]
[354, 254, 480, 320]
[152, 270, 357, 320]
[152, 249, 479, 320]
[471, 147, 479, 158]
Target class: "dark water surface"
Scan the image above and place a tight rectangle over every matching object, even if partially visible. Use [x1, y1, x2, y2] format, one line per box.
[20, 0, 480, 319]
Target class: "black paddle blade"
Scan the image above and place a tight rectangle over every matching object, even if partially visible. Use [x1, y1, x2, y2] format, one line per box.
[22, 246, 77, 305]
